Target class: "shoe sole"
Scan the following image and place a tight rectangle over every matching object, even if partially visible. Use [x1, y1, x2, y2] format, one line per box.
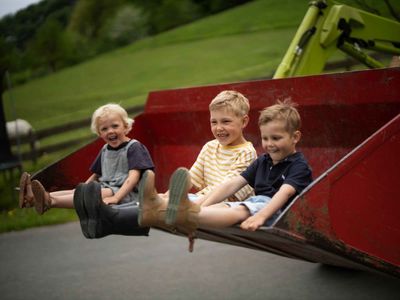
[137, 170, 149, 227]
[84, 182, 101, 238]
[73, 183, 90, 238]
[18, 172, 29, 208]
[166, 168, 188, 225]
[31, 180, 47, 215]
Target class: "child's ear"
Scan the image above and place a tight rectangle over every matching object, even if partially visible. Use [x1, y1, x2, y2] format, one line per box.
[242, 114, 249, 128]
[123, 123, 130, 134]
[293, 130, 301, 143]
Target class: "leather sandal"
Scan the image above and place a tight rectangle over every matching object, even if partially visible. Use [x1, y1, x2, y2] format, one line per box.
[31, 180, 51, 215]
[18, 172, 35, 208]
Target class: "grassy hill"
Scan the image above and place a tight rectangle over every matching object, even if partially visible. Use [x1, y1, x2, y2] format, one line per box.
[3, 0, 308, 130]
[3, 0, 397, 130]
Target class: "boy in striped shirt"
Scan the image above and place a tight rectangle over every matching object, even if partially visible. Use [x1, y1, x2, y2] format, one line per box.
[138, 91, 257, 247]
[188, 90, 257, 204]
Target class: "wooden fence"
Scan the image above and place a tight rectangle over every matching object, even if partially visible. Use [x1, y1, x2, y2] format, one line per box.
[9, 105, 144, 162]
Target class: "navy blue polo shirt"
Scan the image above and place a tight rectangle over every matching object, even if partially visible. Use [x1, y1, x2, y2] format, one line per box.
[241, 152, 312, 208]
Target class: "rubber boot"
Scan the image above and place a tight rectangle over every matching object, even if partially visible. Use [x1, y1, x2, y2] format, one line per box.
[73, 183, 90, 238]
[75, 181, 150, 238]
[83, 181, 102, 238]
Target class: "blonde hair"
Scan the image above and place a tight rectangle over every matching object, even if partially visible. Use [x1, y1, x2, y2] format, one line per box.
[90, 103, 134, 135]
[258, 99, 301, 134]
[209, 90, 250, 117]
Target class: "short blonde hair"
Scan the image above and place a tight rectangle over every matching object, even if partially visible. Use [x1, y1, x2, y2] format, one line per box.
[258, 99, 301, 134]
[90, 103, 134, 135]
[209, 90, 250, 117]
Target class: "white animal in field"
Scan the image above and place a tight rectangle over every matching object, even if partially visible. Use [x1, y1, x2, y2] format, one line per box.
[6, 119, 33, 139]
[6, 119, 39, 160]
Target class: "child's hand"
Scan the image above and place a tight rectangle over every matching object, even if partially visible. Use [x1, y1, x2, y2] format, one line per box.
[102, 196, 119, 205]
[240, 215, 266, 231]
[194, 196, 205, 206]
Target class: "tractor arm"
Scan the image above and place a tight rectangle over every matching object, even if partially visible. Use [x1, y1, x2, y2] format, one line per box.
[273, 0, 400, 79]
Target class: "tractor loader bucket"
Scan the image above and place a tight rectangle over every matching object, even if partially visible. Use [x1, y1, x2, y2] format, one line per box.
[32, 67, 400, 278]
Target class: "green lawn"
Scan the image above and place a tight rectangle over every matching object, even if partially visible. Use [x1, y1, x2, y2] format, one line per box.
[3, 0, 395, 130]
[2, 0, 308, 130]
[0, 208, 77, 233]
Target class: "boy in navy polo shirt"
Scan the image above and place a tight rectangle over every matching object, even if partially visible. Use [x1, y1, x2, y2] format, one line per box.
[139, 100, 312, 249]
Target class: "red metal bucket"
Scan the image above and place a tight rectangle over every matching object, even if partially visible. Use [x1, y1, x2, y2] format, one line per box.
[33, 67, 400, 277]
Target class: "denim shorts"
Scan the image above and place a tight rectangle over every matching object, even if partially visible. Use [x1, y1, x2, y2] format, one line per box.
[188, 193, 198, 202]
[225, 195, 282, 226]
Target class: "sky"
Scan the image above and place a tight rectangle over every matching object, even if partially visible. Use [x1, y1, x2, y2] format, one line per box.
[0, 0, 42, 18]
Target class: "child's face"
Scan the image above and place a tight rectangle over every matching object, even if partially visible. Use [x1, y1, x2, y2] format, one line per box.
[97, 113, 129, 148]
[260, 120, 300, 164]
[210, 108, 248, 146]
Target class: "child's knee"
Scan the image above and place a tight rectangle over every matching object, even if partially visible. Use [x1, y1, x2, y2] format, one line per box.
[101, 188, 113, 198]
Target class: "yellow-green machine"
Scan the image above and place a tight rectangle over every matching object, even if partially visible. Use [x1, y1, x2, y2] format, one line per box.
[274, 0, 400, 78]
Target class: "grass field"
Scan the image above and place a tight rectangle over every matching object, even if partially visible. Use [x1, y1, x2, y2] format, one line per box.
[1, 0, 396, 232]
[4, 0, 395, 129]
[3, 0, 308, 130]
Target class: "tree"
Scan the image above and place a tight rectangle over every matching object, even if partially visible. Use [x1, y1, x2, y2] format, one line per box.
[29, 19, 69, 72]
[68, 0, 124, 39]
[103, 4, 149, 46]
[146, 0, 201, 33]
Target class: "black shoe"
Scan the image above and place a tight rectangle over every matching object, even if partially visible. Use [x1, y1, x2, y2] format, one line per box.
[73, 183, 90, 238]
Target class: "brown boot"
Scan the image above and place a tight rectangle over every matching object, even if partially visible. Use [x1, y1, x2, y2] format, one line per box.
[138, 170, 171, 230]
[31, 180, 51, 215]
[18, 172, 35, 208]
[166, 168, 200, 252]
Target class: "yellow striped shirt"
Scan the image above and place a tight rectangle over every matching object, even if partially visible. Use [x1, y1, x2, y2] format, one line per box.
[190, 139, 257, 201]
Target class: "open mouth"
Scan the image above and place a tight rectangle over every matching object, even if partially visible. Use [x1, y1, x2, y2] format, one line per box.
[108, 135, 118, 142]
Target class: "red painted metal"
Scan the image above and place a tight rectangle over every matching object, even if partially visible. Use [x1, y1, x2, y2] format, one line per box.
[32, 67, 400, 277]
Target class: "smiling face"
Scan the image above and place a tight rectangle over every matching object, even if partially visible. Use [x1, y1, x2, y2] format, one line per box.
[260, 119, 300, 164]
[210, 108, 249, 147]
[97, 113, 130, 148]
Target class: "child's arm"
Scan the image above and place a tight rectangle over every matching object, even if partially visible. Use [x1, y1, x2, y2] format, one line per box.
[102, 169, 141, 205]
[85, 173, 99, 183]
[201, 175, 248, 207]
[240, 184, 296, 231]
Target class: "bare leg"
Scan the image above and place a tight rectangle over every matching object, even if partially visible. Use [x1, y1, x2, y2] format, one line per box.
[50, 190, 74, 196]
[197, 204, 250, 228]
[49, 188, 113, 208]
[49, 190, 75, 208]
